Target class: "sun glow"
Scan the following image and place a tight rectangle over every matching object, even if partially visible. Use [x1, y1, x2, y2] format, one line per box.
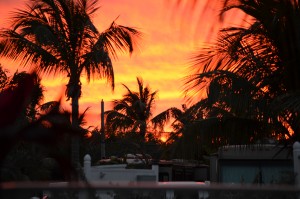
[160, 135, 168, 143]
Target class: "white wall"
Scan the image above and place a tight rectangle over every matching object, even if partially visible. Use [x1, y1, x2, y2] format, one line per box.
[83, 154, 158, 183]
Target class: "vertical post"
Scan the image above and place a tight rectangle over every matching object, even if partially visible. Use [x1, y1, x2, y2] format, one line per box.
[294, 142, 300, 186]
[198, 181, 210, 199]
[83, 154, 91, 180]
[151, 164, 159, 182]
[79, 156, 90, 199]
[100, 99, 106, 159]
[166, 190, 174, 199]
[209, 154, 218, 182]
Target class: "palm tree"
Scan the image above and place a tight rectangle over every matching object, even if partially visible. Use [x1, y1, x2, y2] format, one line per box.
[105, 77, 162, 163]
[154, 71, 278, 158]
[0, 0, 141, 167]
[179, 0, 300, 146]
[216, 0, 300, 142]
[193, 0, 300, 91]
[174, 0, 300, 91]
[105, 77, 158, 140]
[151, 103, 206, 159]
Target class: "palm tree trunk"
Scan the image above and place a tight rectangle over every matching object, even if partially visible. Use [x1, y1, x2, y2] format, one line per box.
[71, 95, 80, 179]
[140, 122, 147, 140]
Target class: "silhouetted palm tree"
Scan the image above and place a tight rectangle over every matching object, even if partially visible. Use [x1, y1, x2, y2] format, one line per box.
[179, 0, 300, 146]
[105, 77, 157, 140]
[152, 103, 206, 159]
[219, 0, 300, 142]
[194, 0, 300, 94]
[0, 0, 141, 167]
[154, 72, 279, 157]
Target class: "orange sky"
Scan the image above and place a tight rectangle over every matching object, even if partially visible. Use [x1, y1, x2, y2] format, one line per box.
[0, 0, 231, 130]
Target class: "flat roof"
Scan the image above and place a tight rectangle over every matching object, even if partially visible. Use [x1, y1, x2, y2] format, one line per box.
[217, 144, 292, 160]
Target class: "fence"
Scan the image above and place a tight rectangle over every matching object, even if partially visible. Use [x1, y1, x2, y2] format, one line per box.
[1, 181, 300, 199]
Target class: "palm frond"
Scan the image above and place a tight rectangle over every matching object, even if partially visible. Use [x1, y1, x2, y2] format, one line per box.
[0, 30, 59, 74]
[271, 92, 300, 113]
[151, 107, 182, 130]
[105, 110, 134, 133]
[98, 20, 142, 60]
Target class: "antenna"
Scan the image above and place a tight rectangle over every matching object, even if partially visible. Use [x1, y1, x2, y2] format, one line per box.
[100, 99, 106, 159]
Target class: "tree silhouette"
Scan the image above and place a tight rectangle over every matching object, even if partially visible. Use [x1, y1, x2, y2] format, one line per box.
[179, 0, 300, 146]
[105, 77, 158, 140]
[0, 71, 85, 182]
[0, 0, 141, 169]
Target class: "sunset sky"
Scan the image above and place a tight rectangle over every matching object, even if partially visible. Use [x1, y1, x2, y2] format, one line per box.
[0, 0, 233, 130]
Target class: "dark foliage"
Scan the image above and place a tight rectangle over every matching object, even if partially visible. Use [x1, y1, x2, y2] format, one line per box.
[0, 72, 82, 182]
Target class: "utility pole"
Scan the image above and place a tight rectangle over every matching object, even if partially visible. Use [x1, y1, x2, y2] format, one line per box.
[100, 99, 106, 159]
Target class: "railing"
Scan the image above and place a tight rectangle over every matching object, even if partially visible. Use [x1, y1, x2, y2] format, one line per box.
[1, 182, 300, 199]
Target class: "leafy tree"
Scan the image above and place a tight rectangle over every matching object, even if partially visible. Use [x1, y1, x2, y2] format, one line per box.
[0, 0, 141, 167]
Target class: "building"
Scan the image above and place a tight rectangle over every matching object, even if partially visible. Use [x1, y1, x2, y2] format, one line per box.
[210, 144, 294, 184]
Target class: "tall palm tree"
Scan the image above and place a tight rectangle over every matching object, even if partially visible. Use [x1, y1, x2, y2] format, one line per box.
[180, 0, 300, 146]
[192, 0, 300, 92]
[105, 77, 158, 140]
[0, 0, 141, 167]
[174, 0, 300, 94]
[216, 0, 300, 142]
